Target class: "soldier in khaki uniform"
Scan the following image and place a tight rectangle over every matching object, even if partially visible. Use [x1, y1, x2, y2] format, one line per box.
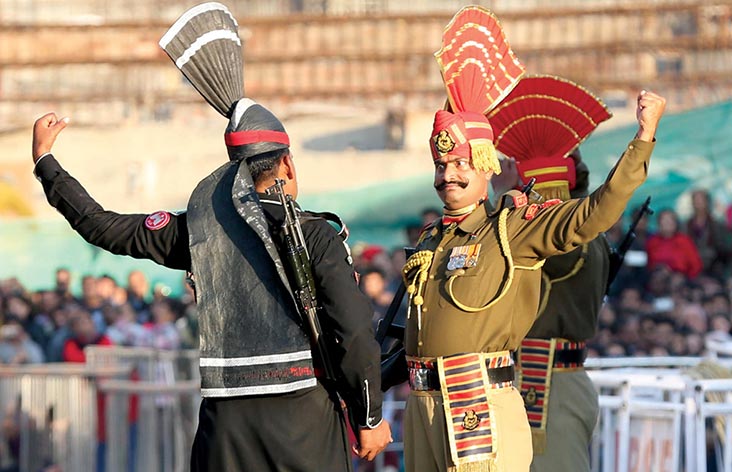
[401, 87, 665, 472]
[487, 76, 613, 472]
[495, 149, 607, 472]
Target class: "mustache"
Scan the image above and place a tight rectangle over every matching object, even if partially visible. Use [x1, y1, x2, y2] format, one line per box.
[435, 180, 469, 191]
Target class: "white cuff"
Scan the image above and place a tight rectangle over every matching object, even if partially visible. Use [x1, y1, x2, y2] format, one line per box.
[33, 152, 52, 181]
[361, 417, 383, 430]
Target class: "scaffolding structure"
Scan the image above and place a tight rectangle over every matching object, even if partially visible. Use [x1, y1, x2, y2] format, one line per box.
[1, 1, 731, 131]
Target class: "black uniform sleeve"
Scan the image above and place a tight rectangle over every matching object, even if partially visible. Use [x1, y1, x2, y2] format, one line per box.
[305, 219, 383, 428]
[35, 154, 191, 271]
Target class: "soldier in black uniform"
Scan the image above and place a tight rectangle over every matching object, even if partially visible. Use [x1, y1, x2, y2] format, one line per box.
[30, 4, 391, 471]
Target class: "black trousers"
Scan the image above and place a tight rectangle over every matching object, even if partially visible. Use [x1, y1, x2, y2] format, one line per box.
[190, 383, 353, 472]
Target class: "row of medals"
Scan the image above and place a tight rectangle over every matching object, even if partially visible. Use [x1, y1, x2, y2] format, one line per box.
[447, 244, 481, 271]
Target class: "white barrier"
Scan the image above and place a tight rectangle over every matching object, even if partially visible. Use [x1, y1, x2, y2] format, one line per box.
[0, 364, 129, 472]
[98, 379, 201, 472]
[586, 356, 732, 472]
[84, 346, 201, 472]
[2, 351, 730, 472]
[687, 378, 732, 472]
[588, 370, 687, 472]
[85, 346, 200, 383]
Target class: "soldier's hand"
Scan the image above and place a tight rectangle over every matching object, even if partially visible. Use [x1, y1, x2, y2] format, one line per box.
[634, 90, 666, 142]
[353, 420, 392, 461]
[32, 112, 69, 163]
[490, 157, 520, 199]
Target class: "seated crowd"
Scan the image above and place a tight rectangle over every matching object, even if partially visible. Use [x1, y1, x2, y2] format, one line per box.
[1, 189, 732, 368]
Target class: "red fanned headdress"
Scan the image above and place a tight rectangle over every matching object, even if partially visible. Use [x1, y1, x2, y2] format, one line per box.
[431, 6, 525, 175]
[487, 75, 612, 199]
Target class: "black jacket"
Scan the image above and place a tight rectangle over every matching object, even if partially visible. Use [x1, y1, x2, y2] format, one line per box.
[35, 154, 383, 427]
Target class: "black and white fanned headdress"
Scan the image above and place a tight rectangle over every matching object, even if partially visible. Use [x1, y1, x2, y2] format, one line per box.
[159, 2, 290, 161]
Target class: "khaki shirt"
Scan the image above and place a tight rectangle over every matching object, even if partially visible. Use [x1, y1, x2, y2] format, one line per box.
[526, 236, 610, 341]
[406, 139, 653, 357]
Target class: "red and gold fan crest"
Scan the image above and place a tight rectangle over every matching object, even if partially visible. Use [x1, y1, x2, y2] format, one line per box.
[487, 75, 612, 161]
[431, 6, 525, 175]
[487, 75, 612, 199]
[435, 6, 525, 115]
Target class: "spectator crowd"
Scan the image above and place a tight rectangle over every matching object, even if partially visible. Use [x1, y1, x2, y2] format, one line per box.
[2, 189, 732, 471]
[599, 189, 732, 358]
[3, 190, 732, 367]
[0, 269, 198, 367]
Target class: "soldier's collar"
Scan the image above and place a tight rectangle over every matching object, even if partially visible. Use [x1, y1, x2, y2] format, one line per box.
[454, 200, 495, 234]
[442, 202, 479, 226]
[256, 192, 303, 211]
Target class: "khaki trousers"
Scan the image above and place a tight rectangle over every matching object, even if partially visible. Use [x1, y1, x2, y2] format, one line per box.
[529, 369, 599, 472]
[404, 386, 532, 472]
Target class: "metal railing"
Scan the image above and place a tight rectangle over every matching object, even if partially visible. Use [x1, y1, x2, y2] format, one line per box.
[98, 379, 200, 472]
[0, 364, 130, 472]
[2, 350, 732, 471]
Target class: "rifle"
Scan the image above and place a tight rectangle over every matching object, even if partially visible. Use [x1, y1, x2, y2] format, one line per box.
[267, 180, 369, 432]
[607, 195, 653, 287]
[375, 248, 414, 392]
[265, 179, 337, 383]
[375, 246, 416, 346]
[520, 177, 538, 201]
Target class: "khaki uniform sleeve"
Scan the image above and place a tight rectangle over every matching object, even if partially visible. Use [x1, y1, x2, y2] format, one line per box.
[510, 139, 654, 260]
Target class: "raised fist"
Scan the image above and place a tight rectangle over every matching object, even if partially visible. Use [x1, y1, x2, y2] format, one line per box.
[32, 112, 69, 163]
[635, 91, 666, 142]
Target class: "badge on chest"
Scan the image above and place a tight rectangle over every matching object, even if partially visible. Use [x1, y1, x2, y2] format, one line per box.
[447, 244, 481, 270]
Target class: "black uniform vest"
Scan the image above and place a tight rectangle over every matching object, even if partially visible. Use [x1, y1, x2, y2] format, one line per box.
[187, 160, 315, 397]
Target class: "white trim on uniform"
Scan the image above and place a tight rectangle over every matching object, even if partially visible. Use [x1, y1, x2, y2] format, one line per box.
[199, 350, 312, 367]
[201, 378, 317, 397]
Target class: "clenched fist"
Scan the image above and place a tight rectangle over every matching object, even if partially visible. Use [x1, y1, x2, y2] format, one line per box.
[353, 420, 393, 461]
[32, 112, 69, 163]
[634, 91, 666, 142]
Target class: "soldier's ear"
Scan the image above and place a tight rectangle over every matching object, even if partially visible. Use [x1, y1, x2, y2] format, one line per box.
[281, 152, 296, 181]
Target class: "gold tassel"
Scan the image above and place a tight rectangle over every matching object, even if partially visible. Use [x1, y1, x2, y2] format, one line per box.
[402, 251, 435, 311]
[471, 142, 501, 175]
[531, 429, 547, 455]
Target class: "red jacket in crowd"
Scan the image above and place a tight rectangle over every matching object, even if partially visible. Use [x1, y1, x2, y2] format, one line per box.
[61, 335, 114, 363]
[646, 232, 703, 279]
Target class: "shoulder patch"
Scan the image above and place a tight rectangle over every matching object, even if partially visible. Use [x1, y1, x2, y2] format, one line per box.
[523, 204, 540, 221]
[512, 192, 528, 208]
[417, 218, 439, 245]
[540, 199, 562, 209]
[494, 190, 528, 215]
[144, 211, 171, 230]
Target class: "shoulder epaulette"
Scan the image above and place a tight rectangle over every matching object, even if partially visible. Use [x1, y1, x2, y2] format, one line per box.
[417, 218, 440, 245]
[521, 198, 563, 221]
[301, 210, 350, 241]
[491, 190, 528, 216]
